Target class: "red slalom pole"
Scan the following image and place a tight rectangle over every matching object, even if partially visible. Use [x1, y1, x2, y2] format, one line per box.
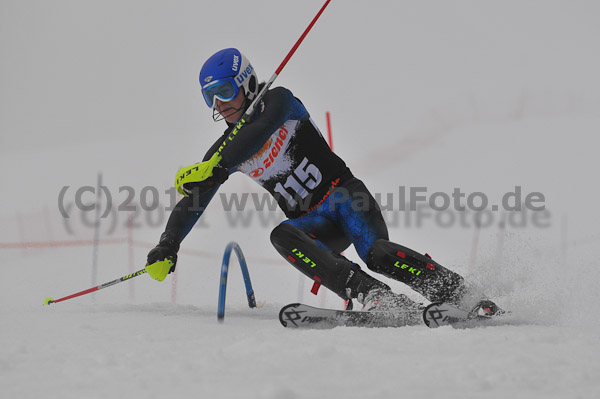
[275, 0, 331, 75]
[242, 0, 332, 119]
[44, 269, 147, 305]
[215, 0, 332, 159]
[326, 111, 333, 150]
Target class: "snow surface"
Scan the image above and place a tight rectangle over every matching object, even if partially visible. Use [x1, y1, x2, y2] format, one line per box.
[2, 1, 600, 398]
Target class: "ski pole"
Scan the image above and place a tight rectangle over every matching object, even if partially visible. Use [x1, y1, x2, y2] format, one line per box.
[217, 0, 332, 150]
[44, 268, 147, 305]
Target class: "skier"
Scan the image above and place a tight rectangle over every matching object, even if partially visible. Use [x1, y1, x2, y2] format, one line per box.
[144, 48, 498, 318]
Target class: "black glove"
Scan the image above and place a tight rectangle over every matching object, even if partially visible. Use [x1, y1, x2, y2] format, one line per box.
[146, 232, 180, 279]
[211, 163, 229, 184]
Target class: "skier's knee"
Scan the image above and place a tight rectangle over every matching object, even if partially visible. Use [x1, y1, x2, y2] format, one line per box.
[270, 222, 303, 249]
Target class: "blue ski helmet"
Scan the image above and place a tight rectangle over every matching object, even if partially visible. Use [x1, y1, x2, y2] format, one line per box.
[199, 48, 259, 109]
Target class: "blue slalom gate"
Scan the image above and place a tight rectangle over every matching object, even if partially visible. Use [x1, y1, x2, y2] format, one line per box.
[217, 241, 256, 321]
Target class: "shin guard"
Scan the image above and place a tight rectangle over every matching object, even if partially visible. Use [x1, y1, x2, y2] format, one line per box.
[270, 223, 388, 300]
[366, 239, 466, 303]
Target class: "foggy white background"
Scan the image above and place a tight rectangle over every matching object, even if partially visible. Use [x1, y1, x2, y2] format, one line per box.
[1, 1, 599, 398]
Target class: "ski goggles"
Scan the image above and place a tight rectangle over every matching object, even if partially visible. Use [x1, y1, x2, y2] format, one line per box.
[201, 77, 240, 108]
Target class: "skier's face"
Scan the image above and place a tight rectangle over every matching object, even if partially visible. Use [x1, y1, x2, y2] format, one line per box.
[216, 90, 246, 123]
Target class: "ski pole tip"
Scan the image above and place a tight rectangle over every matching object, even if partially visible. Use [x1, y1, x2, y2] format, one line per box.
[44, 297, 55, 305]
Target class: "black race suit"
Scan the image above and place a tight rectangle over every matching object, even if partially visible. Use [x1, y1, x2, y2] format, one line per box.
[160, 86, 466, 303]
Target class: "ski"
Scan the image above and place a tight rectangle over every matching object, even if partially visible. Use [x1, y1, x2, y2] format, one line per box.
[422, 302, 503, 328]
[278, 303, 421, 329]
[279, 302, 508, 329]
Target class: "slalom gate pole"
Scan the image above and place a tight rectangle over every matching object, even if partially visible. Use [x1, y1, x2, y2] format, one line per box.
[217, 242, 256, 321]
[245, 0, 331, 117]
[44, 269, 147, 305]
[215, 0, 331, 157]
